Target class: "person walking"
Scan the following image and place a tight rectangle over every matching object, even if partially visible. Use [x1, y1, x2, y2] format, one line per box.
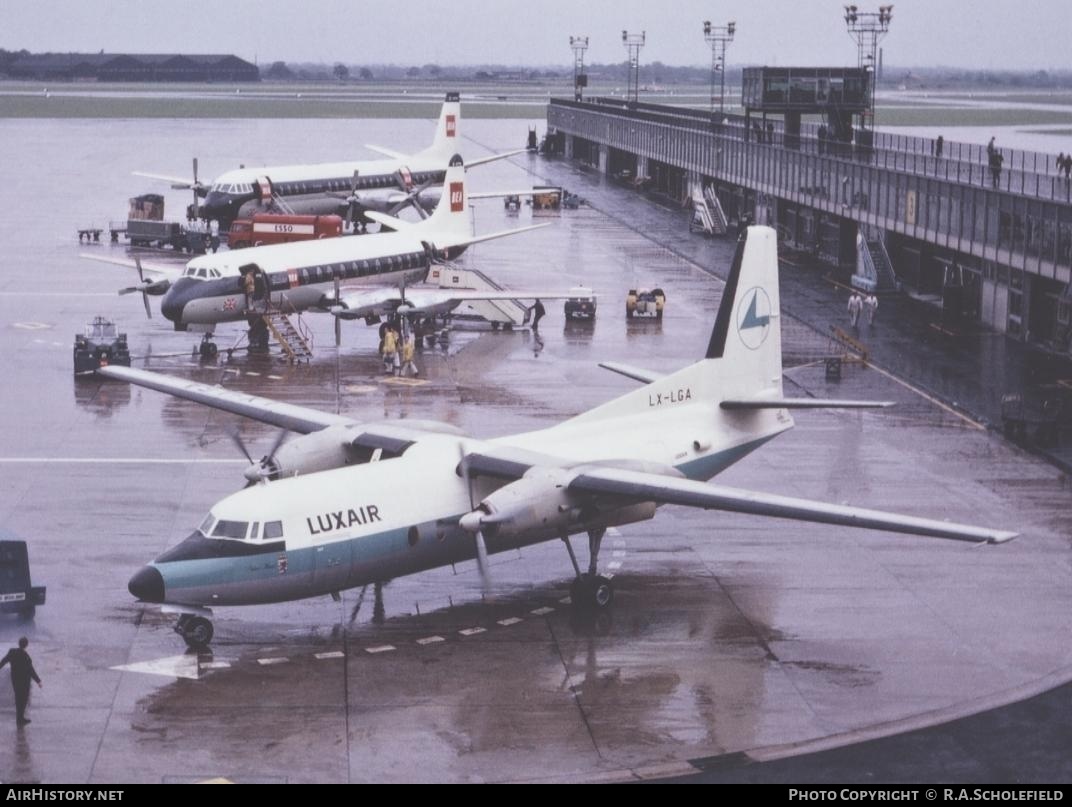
[865, 294, 878, 326]
[531, 298, 546, 333]
[934, 135, 944, 159]
[848, 292, 863, 328]
[399, 329, 418, 378]
[0, 638, 41, 727]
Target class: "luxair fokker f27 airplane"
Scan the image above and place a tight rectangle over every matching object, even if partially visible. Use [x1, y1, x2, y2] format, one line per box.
[102, 227, 1016, 648]
[91, 156, 568, 348]
[135, 92, 514, 227]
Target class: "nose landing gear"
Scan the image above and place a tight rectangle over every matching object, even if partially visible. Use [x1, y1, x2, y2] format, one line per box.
[175, 614, 214, 648]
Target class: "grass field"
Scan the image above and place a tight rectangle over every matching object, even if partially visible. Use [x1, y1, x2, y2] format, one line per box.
[3, 80, 1072, 127]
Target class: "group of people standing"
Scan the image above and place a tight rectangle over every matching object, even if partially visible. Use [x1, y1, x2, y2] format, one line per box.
[379, 321, 419, 377]
[1056, 152, 1072, 180]
[847, 291, 878, 328]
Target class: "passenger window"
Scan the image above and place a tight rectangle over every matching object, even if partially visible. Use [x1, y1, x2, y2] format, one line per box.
[264, 521, 283, 540]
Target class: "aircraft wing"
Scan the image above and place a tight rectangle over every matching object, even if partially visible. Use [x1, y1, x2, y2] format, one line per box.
[462, 450, 1017, 545]
[80, 253, 183, 281]
[331, 285, 578, 320]
[330, 287, 410, 320]
[132, 171, 194, 188]
[95, 365, 355, 434]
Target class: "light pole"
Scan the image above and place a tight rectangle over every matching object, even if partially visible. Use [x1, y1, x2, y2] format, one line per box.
[703, 20, 736, 114]
[621, 29, 645, 104]
[569, 35, 589, 102]
[843, 4, 893, 130]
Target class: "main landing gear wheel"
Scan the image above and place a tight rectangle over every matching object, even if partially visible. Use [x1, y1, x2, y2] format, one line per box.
[570, 573, 614, 610]
[175, 614, 214, 648]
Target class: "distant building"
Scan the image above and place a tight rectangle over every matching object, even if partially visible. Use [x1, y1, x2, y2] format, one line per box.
[7, 52, 259, 82]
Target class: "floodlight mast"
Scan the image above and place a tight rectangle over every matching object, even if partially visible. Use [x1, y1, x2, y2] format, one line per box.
[844, 4, 893, 130]
[621, 29, 646, 104]
[569, 35, 589, 102]
[703, 20, 736, 114]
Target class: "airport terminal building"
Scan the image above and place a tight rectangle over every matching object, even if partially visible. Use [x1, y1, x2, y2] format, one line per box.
[548, 69, 1072, 353]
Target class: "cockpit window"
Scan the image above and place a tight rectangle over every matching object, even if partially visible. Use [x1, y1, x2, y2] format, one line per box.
[263, 521, 283, 540]
[196, 268, 208, 278]
[199, 513, 215, 536]
[212, 520, 249, 539]
[249, 522, 259, 540]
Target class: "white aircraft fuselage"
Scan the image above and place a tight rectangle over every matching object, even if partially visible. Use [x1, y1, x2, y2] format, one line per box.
[194, 92, 461, 226]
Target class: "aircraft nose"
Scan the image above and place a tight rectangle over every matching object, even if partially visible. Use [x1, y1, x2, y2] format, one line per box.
[128, 566, 165, 603]
[160, 289, 184, 324]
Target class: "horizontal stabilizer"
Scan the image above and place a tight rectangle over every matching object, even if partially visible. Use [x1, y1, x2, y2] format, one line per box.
[721, 398, 894, 410]
[465, 148, 528, 168]
[598, 362, 665, 384]
[468, 190, 539, 200]
[363, 211, 417, 232]
[363, 144, 409, 161]
[437, 222, 550, 251]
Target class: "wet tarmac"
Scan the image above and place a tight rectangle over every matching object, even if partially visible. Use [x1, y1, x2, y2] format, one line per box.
[1, 117, 1071, 782]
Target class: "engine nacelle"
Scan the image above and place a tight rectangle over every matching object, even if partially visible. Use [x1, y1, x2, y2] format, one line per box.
[475, 467, 580, 540]
[473, 467, 660, 541]
[263, 425, 358, 479]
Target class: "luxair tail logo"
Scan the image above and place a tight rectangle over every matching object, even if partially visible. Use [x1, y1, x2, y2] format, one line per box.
[446, 114, 457, 137]
[736, 287, 772, 350]
[449, 182, 464, 212]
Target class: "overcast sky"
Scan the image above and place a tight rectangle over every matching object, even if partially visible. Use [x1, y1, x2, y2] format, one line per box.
[0, 0, 1063, 71]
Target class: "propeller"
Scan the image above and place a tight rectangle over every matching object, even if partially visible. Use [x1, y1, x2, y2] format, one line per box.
[386, 177, 437, 220]
[117, 256, 167, 319]
[230, 426, 289, 484]
[333, 275, 342, 347]
[340, 170, 364, 230]
[190, 158, 201, 218]
[456, 443, 492, 594]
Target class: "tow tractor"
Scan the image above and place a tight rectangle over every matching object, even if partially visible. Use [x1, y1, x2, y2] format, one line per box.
[0, 537, 46, 620]
[626, 288, 666, 319]
[73, 317, 132, 375]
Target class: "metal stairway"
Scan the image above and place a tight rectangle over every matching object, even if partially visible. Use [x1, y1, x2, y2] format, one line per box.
[852, 228, 900, 293]
[689, 183, 729, 236]
[264, 310, 313, 363]
[426, 262, 529, 327]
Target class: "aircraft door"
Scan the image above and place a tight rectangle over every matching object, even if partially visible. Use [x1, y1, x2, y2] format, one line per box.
[314, 539, 351, 593]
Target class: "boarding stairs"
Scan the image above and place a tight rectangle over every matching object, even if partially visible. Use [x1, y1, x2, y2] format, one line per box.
[852, 228, 900, 293]
[264, 308, 313, 363]
[426, 261, 529, 328]
[689, 183, 729, 236]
